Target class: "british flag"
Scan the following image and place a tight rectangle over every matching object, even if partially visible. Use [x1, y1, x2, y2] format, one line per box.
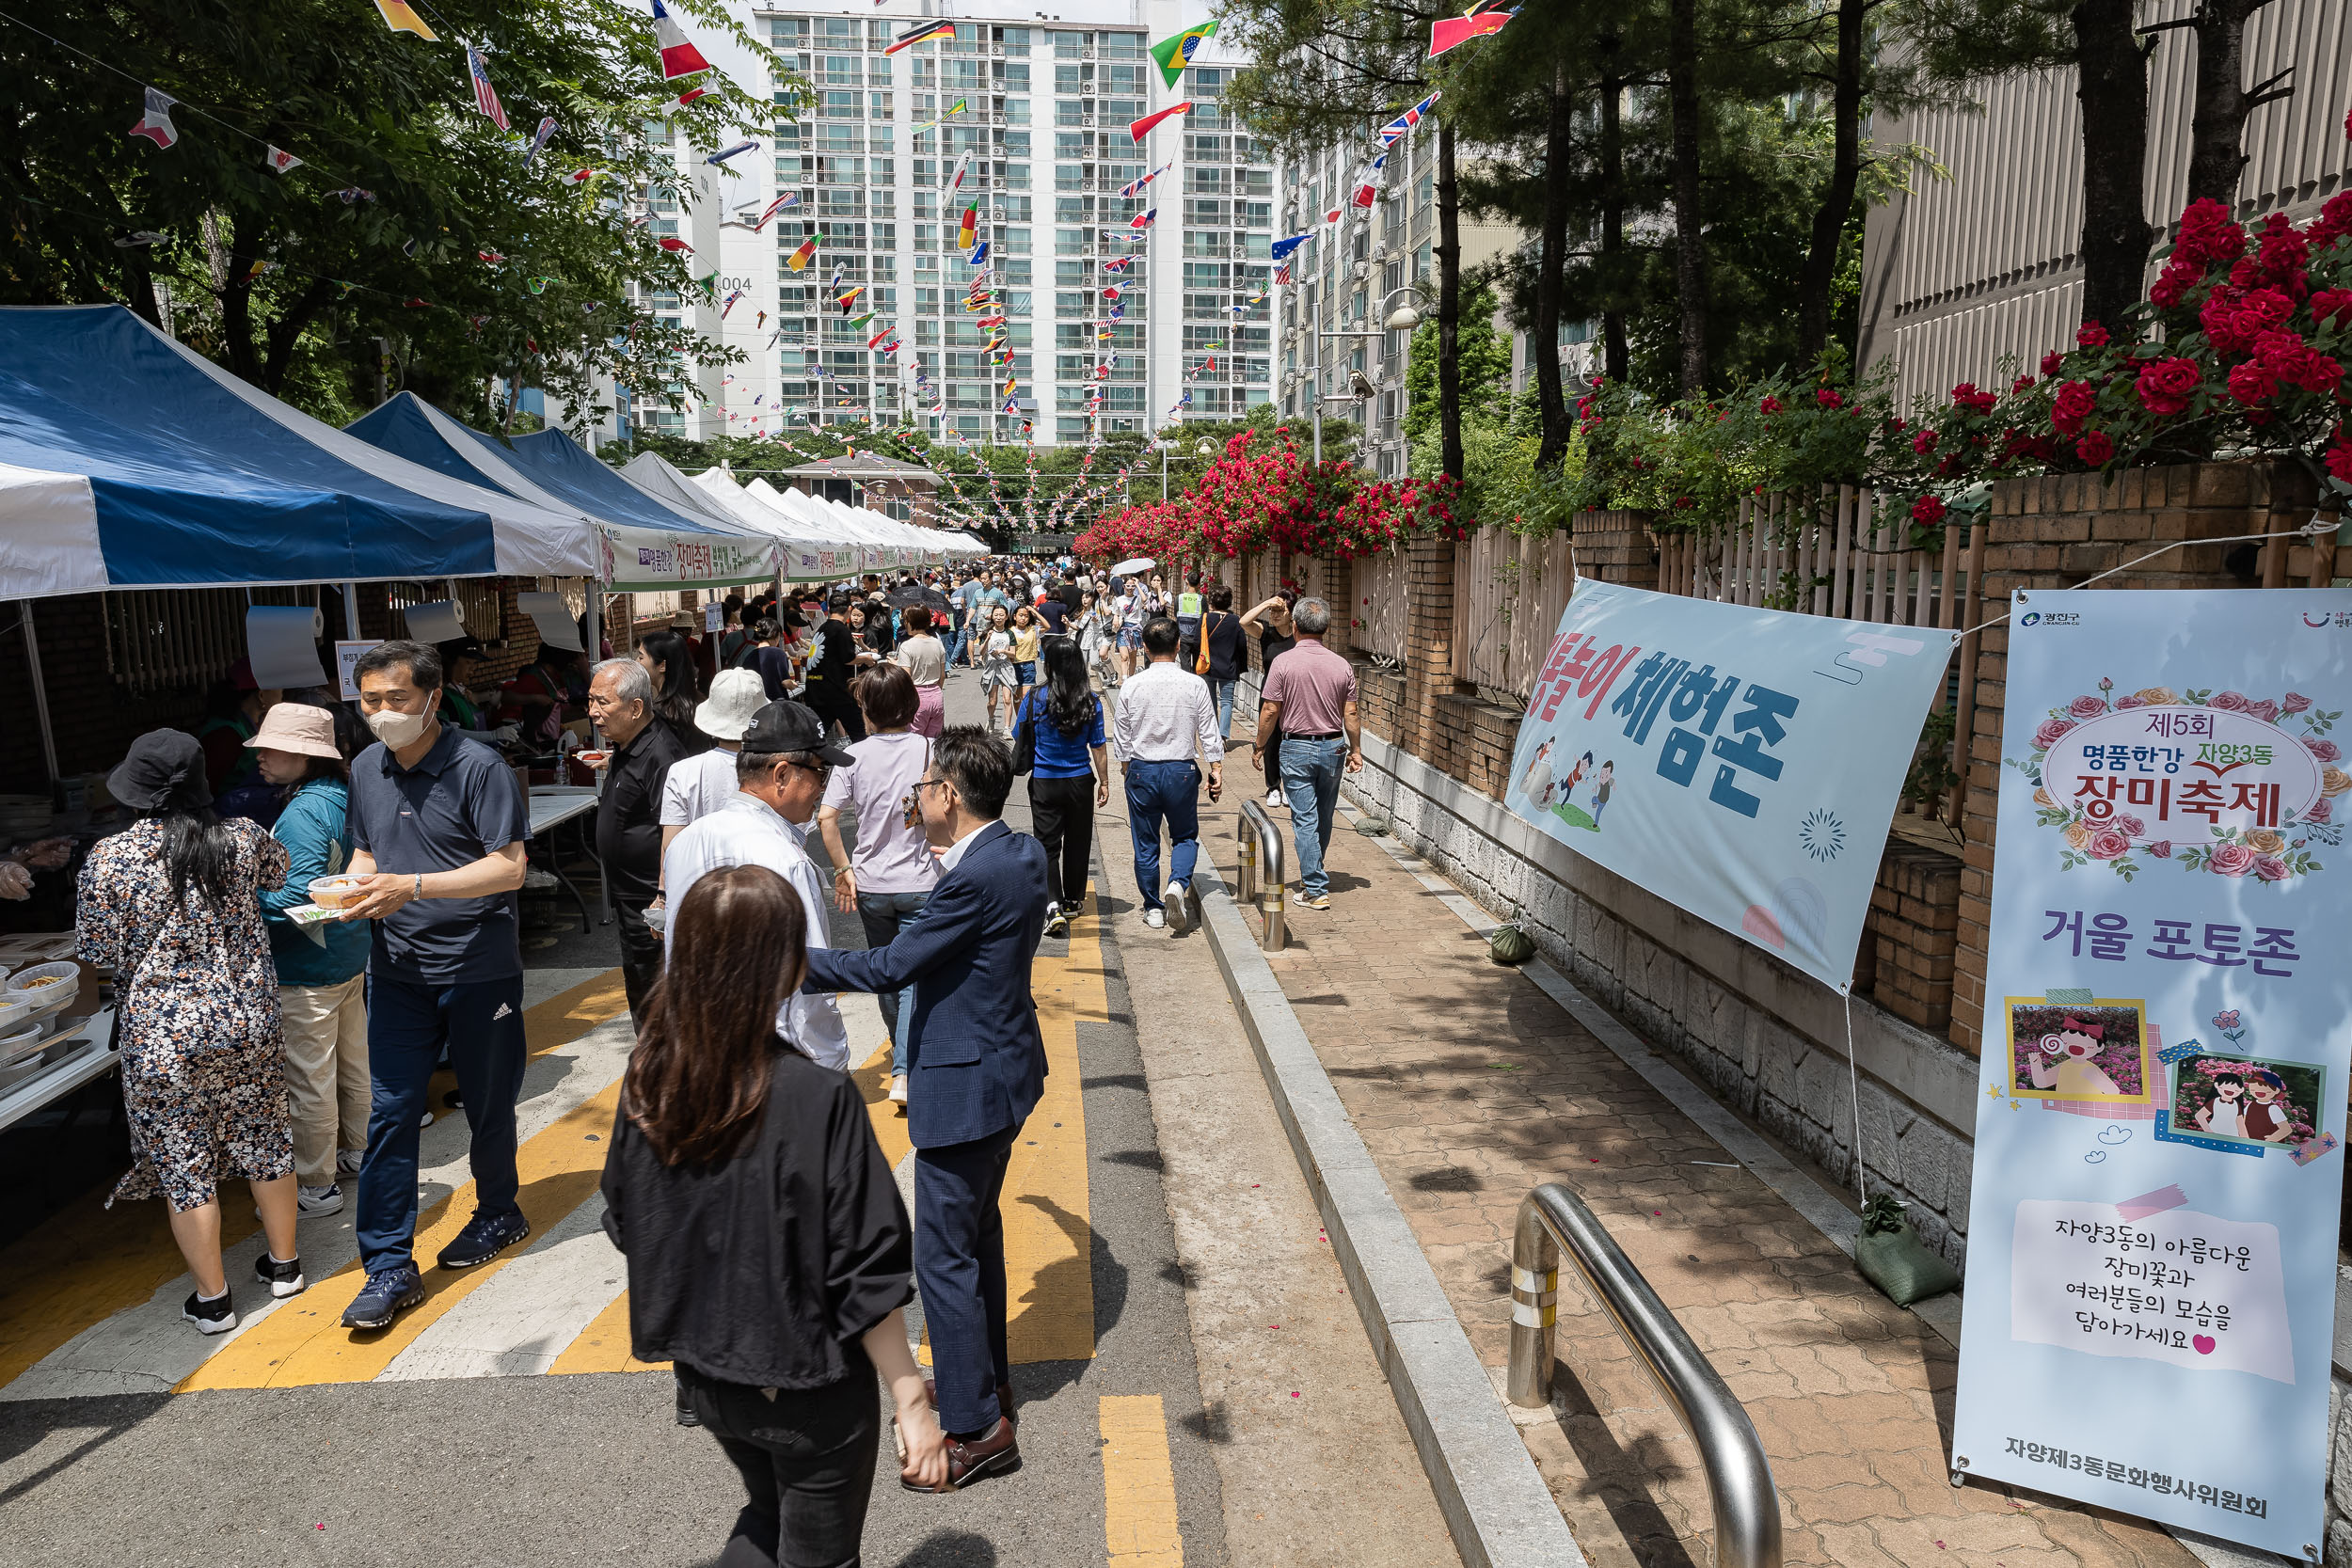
[467, 48, 510, 133]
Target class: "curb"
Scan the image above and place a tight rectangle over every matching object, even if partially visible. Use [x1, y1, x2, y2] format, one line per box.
[1192, 868, 1591, 1568]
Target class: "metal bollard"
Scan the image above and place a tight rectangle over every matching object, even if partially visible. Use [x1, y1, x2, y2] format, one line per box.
[1235, 819, 1258, 907]
[1237, 800, 1286, 952]
[1508, 1183, 1783, 1568]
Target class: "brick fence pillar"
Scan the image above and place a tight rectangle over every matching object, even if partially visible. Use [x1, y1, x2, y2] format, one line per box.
[1400, 531, 1460, 764]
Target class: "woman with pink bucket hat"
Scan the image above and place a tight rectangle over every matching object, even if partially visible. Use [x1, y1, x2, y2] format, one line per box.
[248, 701, 373, 1221]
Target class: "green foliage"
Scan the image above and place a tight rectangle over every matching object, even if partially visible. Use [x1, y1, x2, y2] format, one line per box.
[0, 0, 786, 423]
[1402, 281, 1512, 450]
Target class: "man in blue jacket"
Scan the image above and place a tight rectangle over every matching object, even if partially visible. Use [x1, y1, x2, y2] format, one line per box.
[803, 725, 1047, 1488]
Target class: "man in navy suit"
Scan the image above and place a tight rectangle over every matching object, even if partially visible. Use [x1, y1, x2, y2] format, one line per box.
[803, 725, 1048, 1487]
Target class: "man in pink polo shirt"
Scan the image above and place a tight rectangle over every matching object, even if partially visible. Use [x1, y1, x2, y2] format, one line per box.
[1251, 596, 1361, 911]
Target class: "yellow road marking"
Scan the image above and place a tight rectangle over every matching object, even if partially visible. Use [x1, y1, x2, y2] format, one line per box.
[1005, 902, 1101, 1364]
[548, 1289, 667, 1375]
[0, 968, 628, 1394]
[177, 1079, 621, 1390]
[1099, 1394, 1184, 1566]
[853, 1037, 914, 1170]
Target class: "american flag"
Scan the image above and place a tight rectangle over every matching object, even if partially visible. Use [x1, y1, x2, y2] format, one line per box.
[467, 48, 510, 133]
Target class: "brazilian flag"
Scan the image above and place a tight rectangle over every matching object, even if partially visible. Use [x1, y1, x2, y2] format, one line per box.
[1149, 19, 1218, 87]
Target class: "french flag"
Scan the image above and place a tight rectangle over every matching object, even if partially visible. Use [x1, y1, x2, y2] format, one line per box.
[651, 1, 711, 80]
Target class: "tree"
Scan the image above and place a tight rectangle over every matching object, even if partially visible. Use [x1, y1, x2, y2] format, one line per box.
[1224, 0, 1470, 478]
[0, 0, 784, 424]
[2146, 0, 2292, 207]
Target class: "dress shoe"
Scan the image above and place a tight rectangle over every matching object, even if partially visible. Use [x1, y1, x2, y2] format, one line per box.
[908, 1416, 1019, 1491]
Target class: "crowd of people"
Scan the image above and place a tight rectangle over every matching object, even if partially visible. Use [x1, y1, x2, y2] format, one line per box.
[62, 548, 1368, 1565]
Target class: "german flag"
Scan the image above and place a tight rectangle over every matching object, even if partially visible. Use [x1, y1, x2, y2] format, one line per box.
[885, 19, 957, 55]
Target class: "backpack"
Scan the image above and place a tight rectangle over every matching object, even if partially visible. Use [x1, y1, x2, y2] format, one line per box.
[1010, 691, 1038, 776]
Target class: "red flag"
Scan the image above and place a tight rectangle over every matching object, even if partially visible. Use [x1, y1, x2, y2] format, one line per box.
[1429, 8, 1514, 56]
[658, 236, 692, 252]
[1128, 103, 1193, 142]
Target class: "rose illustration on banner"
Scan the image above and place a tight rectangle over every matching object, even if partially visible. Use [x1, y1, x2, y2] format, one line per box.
[2012, 674, 2344, 881]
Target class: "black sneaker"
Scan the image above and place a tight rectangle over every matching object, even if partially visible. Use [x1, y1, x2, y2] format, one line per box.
[342, 1265, 423, 1330]
[253, 1252, 307, 1299]
[437, 1210, 530, 1270]
[675, 1371, 702, 1428]
[182, 1288, 236, 1336]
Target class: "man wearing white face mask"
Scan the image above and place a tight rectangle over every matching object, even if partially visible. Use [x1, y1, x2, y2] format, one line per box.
[335, 640, 533, 1332]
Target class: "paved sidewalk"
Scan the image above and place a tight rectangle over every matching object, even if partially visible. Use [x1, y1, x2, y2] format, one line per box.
[1188, 716, 2198, 1568]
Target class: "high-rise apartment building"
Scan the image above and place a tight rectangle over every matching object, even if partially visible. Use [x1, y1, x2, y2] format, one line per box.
[603, 0, 1277, 453]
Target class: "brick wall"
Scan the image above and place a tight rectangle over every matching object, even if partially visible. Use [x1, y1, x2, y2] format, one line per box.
[1859, 840, 1964, 1034]
[1947, 461, 2314, 1052]
[1570, 509, 1661, 588]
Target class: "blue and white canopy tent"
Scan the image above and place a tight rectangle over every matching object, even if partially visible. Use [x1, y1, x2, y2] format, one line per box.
[345, 393, 778, 591]
[0, 307, 599, 598]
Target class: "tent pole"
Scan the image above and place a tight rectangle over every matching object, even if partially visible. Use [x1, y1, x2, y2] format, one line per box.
[342, 582, 359, 639]
[18, 605, 59, 791]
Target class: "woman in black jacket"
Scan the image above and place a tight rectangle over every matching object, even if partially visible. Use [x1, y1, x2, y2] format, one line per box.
[601, 864, 948, 1563]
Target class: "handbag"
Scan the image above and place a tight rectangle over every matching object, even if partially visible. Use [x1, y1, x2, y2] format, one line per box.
[1195, 611, 1219, 676]
[1011, 691, 1038, 776]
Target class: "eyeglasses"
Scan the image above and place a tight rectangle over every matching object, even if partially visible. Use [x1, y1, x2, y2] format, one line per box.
[782, 755, 833, 779]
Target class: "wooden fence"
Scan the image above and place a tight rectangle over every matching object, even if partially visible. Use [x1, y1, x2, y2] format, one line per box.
[1450, 529, 1578, 702]
[1348, 551, 1410, 664]
[1649, 488, 1988, 826]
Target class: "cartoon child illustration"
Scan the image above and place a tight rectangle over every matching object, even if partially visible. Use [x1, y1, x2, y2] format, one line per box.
[2026, 1017, 2122, 1097]
[1518, 741, 1556, 809]
[2241, 1069, 2296, 1143]
[2197, 1071, 2248, 1137]
[1588, 761, 1615, 824]
[1561, 750, 1592, 808]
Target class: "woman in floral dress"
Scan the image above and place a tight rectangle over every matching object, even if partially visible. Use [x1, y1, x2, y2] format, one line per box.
[78, 728, 307, 1334]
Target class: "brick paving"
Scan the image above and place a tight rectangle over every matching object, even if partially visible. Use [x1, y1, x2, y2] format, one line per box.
[1183, 717, 2197, 1568]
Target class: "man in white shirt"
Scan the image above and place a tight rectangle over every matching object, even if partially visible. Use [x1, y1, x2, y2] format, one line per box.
[659, 668, 766, 863]
[1112, 615, 1223, 933]
[658, 700, 856, 1069]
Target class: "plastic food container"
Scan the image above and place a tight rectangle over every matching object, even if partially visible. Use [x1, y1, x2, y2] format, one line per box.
[4, 960, 77, 1016]
[309, 875, 367, 911]
[0, 996, 33, 1040]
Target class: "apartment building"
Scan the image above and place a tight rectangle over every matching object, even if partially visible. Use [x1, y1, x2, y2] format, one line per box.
[1857, 0, 2348, 406]
[604, 0, 1278, 452]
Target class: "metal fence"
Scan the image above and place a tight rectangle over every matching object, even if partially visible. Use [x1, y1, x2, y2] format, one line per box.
[1348, 550, 1409, 665]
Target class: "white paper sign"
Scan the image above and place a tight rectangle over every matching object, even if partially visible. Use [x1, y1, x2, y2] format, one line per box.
[2008, 1200, 2292, 1383]
[705, 600, 724, 632]
[335, 640, 383, 700]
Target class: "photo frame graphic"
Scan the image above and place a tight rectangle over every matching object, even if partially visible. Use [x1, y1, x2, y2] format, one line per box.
[2166, 1052, 2328, 1157]
[2005, 996, 2155, 1105]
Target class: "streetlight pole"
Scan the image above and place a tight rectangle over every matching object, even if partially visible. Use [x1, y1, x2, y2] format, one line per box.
[1303, 284, 1427, 468]
[1310, 277, 1322, 464]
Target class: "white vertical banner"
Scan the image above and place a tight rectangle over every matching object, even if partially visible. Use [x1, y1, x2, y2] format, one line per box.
[1952, 588, 2352, 1559]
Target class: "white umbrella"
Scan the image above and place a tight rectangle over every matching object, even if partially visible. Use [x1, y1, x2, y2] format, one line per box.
[1111, 556, 1154, 577]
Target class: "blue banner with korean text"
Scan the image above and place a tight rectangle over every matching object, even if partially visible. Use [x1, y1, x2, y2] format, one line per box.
[1505, 580, 1957, 992]
[1952, 588, 2352, 1558]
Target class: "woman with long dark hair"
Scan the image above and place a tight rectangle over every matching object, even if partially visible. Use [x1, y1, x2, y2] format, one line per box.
[77, 729, 304, 1332]
[636, 626, 707, 753]
[602, 865, 947, 1562]
[1020, 638, 1109, 938]
[249, 702, 373, 1216]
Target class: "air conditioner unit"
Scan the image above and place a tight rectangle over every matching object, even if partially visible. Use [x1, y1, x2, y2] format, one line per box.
[1372, 245, 1393, 264]
[1352, 260, 1371, 281]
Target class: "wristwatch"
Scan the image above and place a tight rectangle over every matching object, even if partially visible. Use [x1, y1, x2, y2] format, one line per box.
[413, 872, 424, 901]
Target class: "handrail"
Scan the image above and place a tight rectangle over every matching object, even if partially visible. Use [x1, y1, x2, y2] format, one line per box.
[1508, 1183, 1783, 1568]
[1235, 799, 1286, 951]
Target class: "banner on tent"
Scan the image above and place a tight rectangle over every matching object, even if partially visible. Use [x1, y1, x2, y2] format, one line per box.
[596, 525, 776, 591]
[1951, 588, 2352, 1559]
[1505, 581, 1954, 990]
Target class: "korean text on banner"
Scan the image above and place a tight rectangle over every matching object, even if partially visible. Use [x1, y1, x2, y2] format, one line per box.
[1506, 581, 1955, 991]
[1952, 588, 2352, 1559]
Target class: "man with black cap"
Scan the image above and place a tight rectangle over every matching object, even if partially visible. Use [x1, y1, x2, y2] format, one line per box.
[658, 700, 855, 1072]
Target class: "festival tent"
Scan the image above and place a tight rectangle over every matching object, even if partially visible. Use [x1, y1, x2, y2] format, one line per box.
[752, 481, 904, 570]
[615, 450, 749, 530]
[681, 467, 870, 581]
[346, 394, 777, 590]
[0, 306, 598, 598]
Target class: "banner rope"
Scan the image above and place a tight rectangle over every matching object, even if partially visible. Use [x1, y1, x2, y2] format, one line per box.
[1955, 512, 2339, 639]
[1844, 990, 1868, 1207]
